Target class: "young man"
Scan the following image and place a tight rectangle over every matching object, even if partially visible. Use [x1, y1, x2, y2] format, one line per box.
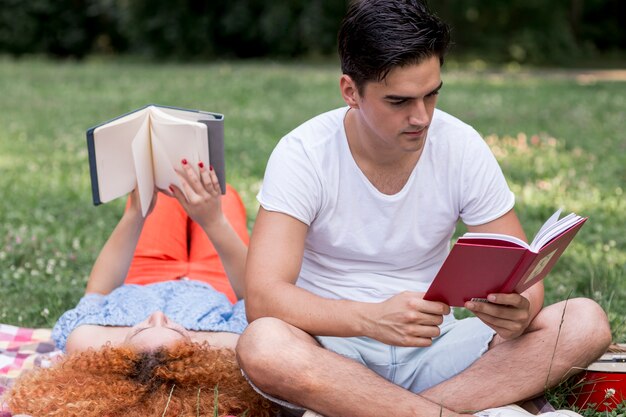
[236, 1, 612, 416]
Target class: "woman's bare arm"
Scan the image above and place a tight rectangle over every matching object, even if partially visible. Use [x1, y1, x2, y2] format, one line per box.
[171, 161, 248, 299]
[85, 189, 154, 295]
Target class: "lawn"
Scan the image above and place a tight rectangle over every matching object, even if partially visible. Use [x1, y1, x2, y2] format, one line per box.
[0, 57, 624, 411]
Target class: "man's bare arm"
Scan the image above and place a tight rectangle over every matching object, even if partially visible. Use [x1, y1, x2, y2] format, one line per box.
[245, 208, 449, 345]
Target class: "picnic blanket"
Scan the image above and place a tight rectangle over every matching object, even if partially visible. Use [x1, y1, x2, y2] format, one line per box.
[0, 323, 61, 399]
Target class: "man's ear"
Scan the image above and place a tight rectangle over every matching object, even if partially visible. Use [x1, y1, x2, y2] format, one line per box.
[340, 74, 360, 109]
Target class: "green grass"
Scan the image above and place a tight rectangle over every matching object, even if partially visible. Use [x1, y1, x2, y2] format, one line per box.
[0, 57, 624, 413]
[0, 57, 345, 325]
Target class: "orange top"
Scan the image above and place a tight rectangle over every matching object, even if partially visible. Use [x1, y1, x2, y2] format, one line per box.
[124, 185, 249, 303]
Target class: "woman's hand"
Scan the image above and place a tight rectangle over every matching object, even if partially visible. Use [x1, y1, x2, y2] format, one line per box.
[127, 187, 157, 218]
[169, 158, 247, 300]
[170, 159, 226, 233]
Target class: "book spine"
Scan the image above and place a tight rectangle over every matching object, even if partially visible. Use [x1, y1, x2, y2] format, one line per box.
[86, 129, 102, 205]
[200, 119, 226, 194]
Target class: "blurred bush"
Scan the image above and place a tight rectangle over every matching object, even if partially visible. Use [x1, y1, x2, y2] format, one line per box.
[0, 0, 126, 57]
[0, 0, 623, 64]
[118, 0, 344, 58]
[432, 0, 626, 64]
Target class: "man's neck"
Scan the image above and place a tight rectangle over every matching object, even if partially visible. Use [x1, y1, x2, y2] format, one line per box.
[344, 108, 423, 195]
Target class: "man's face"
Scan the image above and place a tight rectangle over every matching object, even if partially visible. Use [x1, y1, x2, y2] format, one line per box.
[351, 56, 442, 155]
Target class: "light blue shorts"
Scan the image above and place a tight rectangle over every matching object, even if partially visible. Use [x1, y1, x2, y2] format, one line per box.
[317, 316, 495, 394]
[246, 316, 495, 414]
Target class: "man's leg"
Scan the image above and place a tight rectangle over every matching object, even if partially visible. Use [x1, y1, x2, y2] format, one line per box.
[422, 298, 612, 411]
[237, 298, 611, 417]
[237, 318, 468, 417]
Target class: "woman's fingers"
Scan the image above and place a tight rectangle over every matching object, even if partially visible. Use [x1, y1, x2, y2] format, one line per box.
[168, 182, 189, 208]
[198, 162, 212, 192]
[178, 159, 222, 196]
[170, 160, 224, 230]
[178, 159, 204, 195]
[203, 164, 222, 194]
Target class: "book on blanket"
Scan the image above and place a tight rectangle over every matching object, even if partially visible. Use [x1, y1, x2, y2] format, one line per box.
[424, 209, 587, 307]
[87, 104, 225, 217]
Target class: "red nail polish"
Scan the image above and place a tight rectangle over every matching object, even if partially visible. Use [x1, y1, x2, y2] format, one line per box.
[169, 185, 174, 193]
[209, 165, 214, 171]
[198, 161, 204, 168]
[181, 158, 188, 165]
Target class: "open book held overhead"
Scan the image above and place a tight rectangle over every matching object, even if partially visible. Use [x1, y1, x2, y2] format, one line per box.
[424, 209, 587, 307]
[86, 105, 225, 217]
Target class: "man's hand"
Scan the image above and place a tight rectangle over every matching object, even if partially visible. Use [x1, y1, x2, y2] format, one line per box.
[365, 291, 450, 347]
[465, 293, 532, 340]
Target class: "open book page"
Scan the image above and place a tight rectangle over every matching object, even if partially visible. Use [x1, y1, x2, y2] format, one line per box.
[532, 209, 562, 245]
[92, 109, 148, 203]
[150, 107, 210, 164]
[131, 116, 154, 217]
[149, 107, 207, 197]
[149, 105, 221, 192]
[460, 233, 530, 249]
[458, 210, 583, 253]
[530, 212, 582, 250]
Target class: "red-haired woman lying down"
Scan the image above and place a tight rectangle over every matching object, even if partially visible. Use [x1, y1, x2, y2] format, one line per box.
[4, 161, 277, 417]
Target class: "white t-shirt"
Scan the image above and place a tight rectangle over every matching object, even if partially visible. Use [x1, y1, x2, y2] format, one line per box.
[258, 107, 514, 303]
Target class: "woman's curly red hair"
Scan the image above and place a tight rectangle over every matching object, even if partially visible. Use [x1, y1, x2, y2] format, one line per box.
[4, 341, 277, 417]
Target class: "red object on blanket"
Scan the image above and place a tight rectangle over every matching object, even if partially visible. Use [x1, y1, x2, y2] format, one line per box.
[568, 349, 626, 411]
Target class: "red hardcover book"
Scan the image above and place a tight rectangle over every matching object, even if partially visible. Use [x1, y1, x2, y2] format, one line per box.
[424, 210, 587, 307]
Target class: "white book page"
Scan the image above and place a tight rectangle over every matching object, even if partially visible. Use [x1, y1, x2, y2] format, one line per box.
[160, 125, 207, 165]
[93, 109, 148, 203]
[150, 107, 209, 162]
[460, 233, 530, 249]
[131, 116, 155, 217]
[149, 110, 207, 197]
[150, 135, 182, 192]
[533, 209, 562, 244]
[531, 213, 582, 250]
[463, 210, 582, 253]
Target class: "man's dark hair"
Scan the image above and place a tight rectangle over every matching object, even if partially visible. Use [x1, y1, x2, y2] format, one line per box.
[338, 0, 451, 93]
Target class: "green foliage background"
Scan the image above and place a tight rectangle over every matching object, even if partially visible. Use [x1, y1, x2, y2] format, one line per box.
[0, 0, 624, 64]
